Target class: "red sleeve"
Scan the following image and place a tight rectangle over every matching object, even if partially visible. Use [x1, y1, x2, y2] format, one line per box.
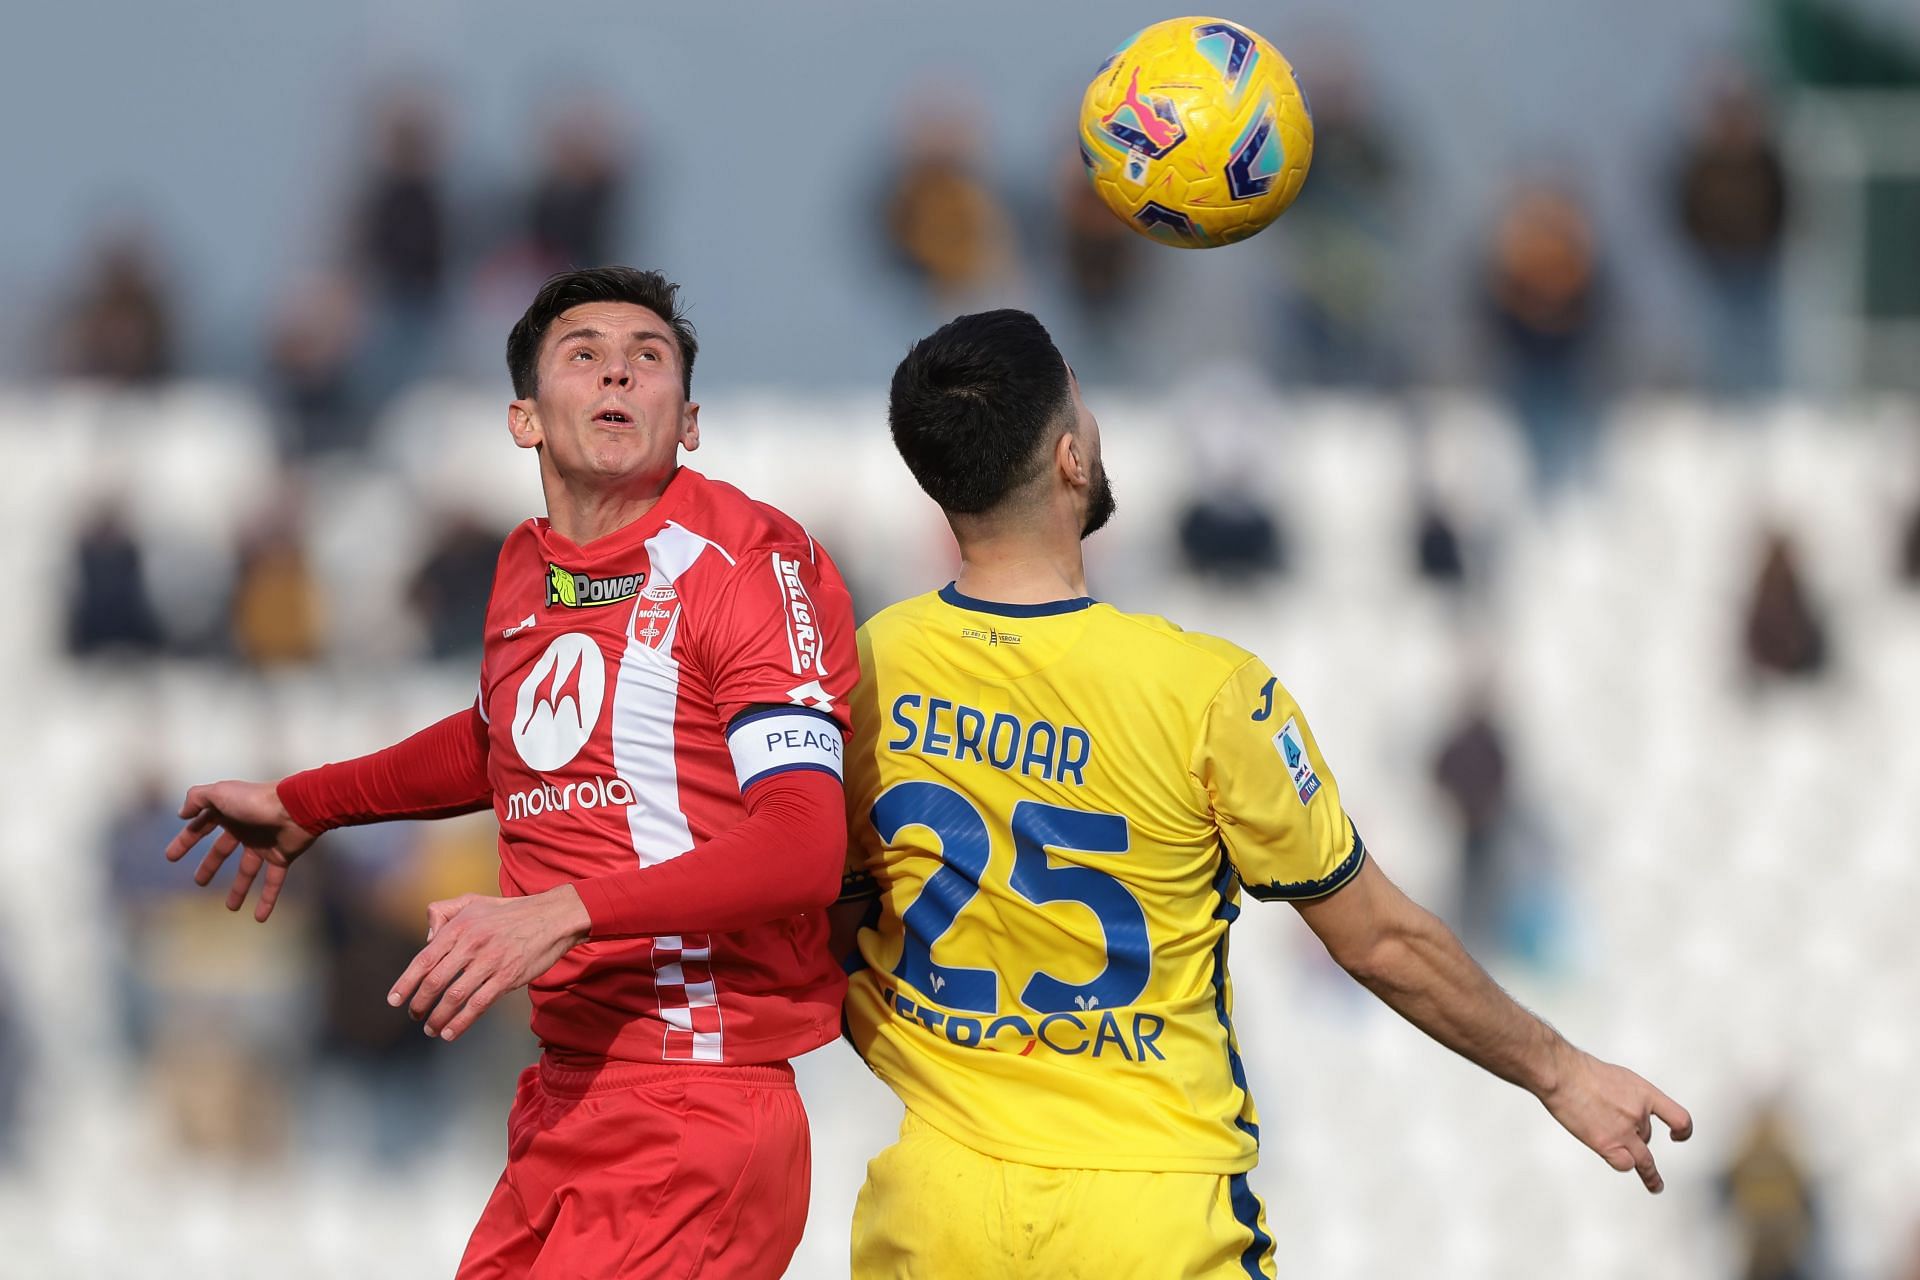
[570, 769, 845, 938]
[695, 540, 859, 733]
[277, 705, 491, 833]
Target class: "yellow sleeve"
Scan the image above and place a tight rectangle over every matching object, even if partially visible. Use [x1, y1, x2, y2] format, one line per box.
[1191, 657, 1365, 901]
[839, 624, 882, 904]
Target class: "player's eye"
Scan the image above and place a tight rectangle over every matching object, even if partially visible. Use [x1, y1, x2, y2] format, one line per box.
[638, 349, 659, 361]
[570, 349, 594, 361]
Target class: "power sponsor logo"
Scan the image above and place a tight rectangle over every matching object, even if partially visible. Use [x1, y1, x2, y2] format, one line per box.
[875, 983, 1167, 1063]
[511, 632, 605, 771]
[547, 562, 645, 609]
[771, 553, 829, 678]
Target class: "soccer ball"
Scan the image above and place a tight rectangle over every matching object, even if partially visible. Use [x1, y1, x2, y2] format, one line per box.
[1078, 16, 1314, 249]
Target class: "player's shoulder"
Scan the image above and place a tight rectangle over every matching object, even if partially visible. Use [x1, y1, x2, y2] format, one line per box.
[494, 517, 546, 572]
[856, 586, 994, 658]
[674, 467, 823, 565]
[858, 590, 941, 636]
[1087, 602, 1257, 682]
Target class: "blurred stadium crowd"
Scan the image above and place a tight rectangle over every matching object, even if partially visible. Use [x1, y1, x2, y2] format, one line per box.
[3, 0, 1920, 1275]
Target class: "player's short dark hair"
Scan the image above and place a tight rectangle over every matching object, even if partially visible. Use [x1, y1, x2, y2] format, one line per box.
[507, 266, 699, 399]
[888, 309, 1073, 516]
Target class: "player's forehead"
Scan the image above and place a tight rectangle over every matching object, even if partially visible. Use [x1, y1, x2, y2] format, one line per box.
[541, 301, 677, 358]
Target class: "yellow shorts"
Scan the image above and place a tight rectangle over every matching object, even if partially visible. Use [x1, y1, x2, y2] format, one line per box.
[850, 1111, 1277, 1279]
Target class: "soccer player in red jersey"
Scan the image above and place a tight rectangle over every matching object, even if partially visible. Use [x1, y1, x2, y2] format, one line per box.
[163, 267, 858, 1278]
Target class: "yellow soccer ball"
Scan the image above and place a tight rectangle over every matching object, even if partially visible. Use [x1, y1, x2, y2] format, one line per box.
[1079, 16, 1314, 248]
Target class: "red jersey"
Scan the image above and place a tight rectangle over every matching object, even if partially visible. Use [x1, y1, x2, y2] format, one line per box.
[476, 466, 857, 1066]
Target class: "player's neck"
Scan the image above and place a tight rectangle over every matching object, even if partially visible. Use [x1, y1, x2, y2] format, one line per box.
[543, 468, 677, 547]
[952, 531, 1089, 606]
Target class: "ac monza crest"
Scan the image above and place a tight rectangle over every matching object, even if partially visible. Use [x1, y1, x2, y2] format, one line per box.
[631, 582, 682, 653]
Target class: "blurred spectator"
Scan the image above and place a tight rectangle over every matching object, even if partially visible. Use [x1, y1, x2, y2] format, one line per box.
[1433, 693, 1564, 966]
[526, 100, 628, 272]
[65, 504, 166, 659]
[1672, 68, 1790, 395]
[103, 775, 304, 1161]
[1273, 43, 1404, 386]
[1481, 182, 1609, 493]
[54, 228, 177, 385]
[1173, 381, 1288, 582]
[408, 514, 505, 660]
[307, 826, 446, 1165]
[1175, 486, 1286, 581]
[454, 102, 632, 380]
[1899, 495, 1920, 584]
[1414, 501, 1467, 587]
[354, 92, 449, 312]
[1743, 530, 1830, 681]
[349, 90, 452, 401]
[266, 273, 368, 458]
[1718, 1100, 1825, 1280]
[1058, 151, 1143, 342]
[1430, 695, 1512, 951]
[229, 494, 326, 668]
[103, 774, 197, 1052]
[303, 815, 513, 1165]
[879, 95, 1016, 302]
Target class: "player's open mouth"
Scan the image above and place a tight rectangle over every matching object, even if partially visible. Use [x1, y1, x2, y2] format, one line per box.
[595, 411, 633, 425]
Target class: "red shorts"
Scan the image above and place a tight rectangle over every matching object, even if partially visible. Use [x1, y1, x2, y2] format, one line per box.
[456, 1056, 810, 1279]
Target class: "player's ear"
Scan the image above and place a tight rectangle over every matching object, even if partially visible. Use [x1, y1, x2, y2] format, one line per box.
[1056, 429, 1088, 488]
[508, 399, 542, 451]
[680, 399, 701, 453]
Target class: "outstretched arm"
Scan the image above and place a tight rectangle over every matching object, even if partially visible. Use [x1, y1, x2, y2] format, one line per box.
[276, 703, 492, 832]
[1293, 855, 1693, 1193]
[165, 705, 492, 922]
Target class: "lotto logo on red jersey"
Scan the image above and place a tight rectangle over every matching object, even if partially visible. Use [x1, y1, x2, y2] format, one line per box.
[773, 553, 829, 678]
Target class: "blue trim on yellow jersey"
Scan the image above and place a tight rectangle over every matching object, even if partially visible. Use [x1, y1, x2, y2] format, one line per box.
[1242, 820, 1368, 902]
[1210, 856, 1275, 1277]
[1208, 857, 1257, 1145]
[938, 583, 1096, 618]
[1228, 1172, 1275, 1278]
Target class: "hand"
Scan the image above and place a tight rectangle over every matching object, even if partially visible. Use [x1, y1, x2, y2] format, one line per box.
[164, 780, 320, 922]
[388, 887, 593, 1042]
[1540, 1046, 1693, 1193]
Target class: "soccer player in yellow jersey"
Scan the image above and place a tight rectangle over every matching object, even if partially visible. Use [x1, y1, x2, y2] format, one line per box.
[832, 310, 1693, 1277]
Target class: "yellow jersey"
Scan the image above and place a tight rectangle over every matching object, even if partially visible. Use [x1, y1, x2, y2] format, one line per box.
[841, 584, 1365, 1174]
